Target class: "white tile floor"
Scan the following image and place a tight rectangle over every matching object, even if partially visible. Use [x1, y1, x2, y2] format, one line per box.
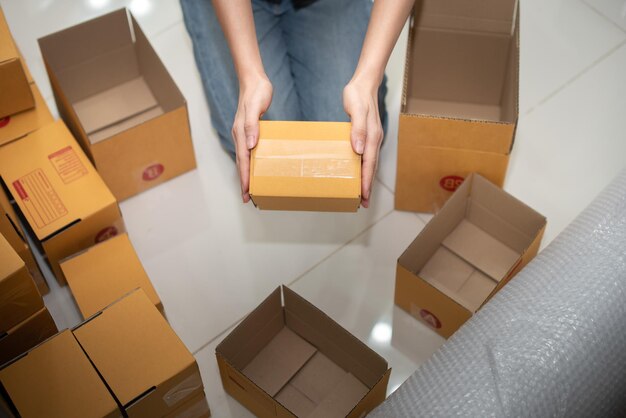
[2, 0, 625, 417]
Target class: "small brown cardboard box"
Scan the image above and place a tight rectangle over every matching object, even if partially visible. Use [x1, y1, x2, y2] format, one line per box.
[0, 233, 43, 335]
[73, 289, 204, 418]
[0, 307, 57, 366]
[0, 7, 34, 118]
[395, 173, 546, 338]
[0, 82, 53, 147]
[61, 232, 162, 319]
[216, 286, 390, 418]
[0, 329, 122, 418]
[250, 121, 361, 212]
[0, 120, 125, 285]
[38, 8, 196, 201]
[164, 392, 211, 418]
[395, 0, 520, 213]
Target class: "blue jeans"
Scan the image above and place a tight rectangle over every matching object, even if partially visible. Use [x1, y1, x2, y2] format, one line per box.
[181, 0, 387, 158]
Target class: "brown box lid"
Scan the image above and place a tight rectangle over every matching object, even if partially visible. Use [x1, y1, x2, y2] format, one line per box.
[0, 83, 53, 147]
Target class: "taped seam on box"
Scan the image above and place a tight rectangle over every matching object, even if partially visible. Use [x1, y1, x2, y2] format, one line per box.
[163, 372, 203, 407]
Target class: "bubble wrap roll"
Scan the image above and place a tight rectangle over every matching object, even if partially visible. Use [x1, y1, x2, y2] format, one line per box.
[373, 170, 626, 417]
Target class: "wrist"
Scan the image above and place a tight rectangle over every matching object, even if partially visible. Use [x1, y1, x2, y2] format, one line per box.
[239, 68, 269, 91]
[349, 66, 383, 92]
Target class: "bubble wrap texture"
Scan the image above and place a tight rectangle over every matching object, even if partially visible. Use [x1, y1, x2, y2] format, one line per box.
[373, 170, 626, 417]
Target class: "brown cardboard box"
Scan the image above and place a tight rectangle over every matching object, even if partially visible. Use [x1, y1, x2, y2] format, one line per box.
[0, 7, 34, 118]
[38, 8, 196, 201]
[250, 121, 361, 212]
[395, 0, 520, 213]
[62, 232, 163, 319]
[395, 174, 546, 338]
[0, 330, 122, 418]
[0, 82, 53, 147]
[216, 286, 390, 418]
[0, 307, 57, 365]
[164, 392, 211, 418]
[0, 120, 125, 285]
[73, 289, 204, 418]
[0, 233, 43, 335]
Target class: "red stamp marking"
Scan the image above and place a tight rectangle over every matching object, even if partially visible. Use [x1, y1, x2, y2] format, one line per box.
[0, 117, 10, 128]
[142, 163, 164, 181]
[420, 309, 442, 329]
[95, 226, 118, 243]
[439, 175, 464, 192]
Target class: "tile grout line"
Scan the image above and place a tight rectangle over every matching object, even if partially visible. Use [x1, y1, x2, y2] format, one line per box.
[191, 207, 406, 355]
[525, 38, 626, 116]
[151, 18, 184, 39]
[580, 0, 626, 34]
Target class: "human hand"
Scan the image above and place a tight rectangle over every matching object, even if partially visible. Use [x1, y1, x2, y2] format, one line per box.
[232, 74, 273, 203]
[343, 77, 383, 208]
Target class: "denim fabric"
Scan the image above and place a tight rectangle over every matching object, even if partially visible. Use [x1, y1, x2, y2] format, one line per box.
[181, 0, 387, 158]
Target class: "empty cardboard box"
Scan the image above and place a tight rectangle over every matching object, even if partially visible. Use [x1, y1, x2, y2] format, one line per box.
[0, 83, 53, 147]
[61, 232, 162, 319]
[395, 0, 520, 213]
[73, 289, 204, 417]
[0, 233, 43, 335]
[39, 8, 196, 201]
[0, 120, 124, 284]
[0, 307, 57, 365]
[0, 7, 34, 118]
[0, 329, 121, 418]
[250, 121, 361, 212]
[216, 286, 390, 418]
[395, 173, 546, 338]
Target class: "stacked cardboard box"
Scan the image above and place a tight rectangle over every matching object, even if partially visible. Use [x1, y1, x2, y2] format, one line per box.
[396, 0, 520, 213]
[217, 286, 390, 418]
[39, 8, 196, 201]
[61, 232, 163, 319]
[395, 174, 546, 338]
[0, 233, 57, 365]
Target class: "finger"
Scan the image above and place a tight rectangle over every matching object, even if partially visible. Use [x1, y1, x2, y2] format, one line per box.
[243, 100, 264, 150]
[232, 113, 251, 203]
[361, 111, 383, 207]
[347, 104, 367, 155]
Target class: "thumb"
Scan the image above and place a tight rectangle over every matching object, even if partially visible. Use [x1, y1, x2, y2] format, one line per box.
[348, 108, 367, 155]
[244, 102, 263, 150]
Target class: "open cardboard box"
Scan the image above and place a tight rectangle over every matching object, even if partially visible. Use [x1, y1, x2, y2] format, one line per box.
[73, 289, 204, 418]
[0, 307, 57, 366]
[216, 286, 390, 418]
[0, 329, 122, 418]
[250, 121, 361, 212]
[0, 120, 124, 285]
[0, 7, 34, 118]
[61, 232, 162, 319]
[395, 173, 546, 338]
[395, 0, 520, 213]
[38, 8, 196, 201]
[0, 233, 43, 337]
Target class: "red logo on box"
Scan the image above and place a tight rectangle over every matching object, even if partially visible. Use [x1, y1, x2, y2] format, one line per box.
[420, 309, 442, 329]
[95, 226, 118, 243]
[0, 117, 10, 128]
[142, 164, 164, 181]
[439, 175, 464, 192]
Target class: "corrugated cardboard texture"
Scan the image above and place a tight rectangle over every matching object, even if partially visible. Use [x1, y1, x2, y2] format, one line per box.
[250, 121, 361, 212]
[0, 306, 57, 365]
[0, 233, 43, 333]
[0, 330, 120, 418]
[73, 289, 201, 417]
[0, 7, 34, 118]
[0, 83, 53, 147]
[395, 174, 546, 338]
[62, 232, 161, 319]
[38, 8, 195, 201]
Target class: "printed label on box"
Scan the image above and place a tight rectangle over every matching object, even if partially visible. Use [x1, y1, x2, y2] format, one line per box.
[48, 146, 88, 184]
[142, 163, 164, 181]
[0, 117, 10, 128]
[410, 303, 442, 330]
[439, 175, 464, 192]
[13, 169, 68, 229]
[95, 226, 118, 243]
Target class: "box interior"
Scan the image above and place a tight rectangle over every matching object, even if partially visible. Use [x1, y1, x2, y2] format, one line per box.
[399, 174, 546, 312]
[38, 9, 184, 144]
[404, 0, 518, 123]
[217, 287, 388, 418]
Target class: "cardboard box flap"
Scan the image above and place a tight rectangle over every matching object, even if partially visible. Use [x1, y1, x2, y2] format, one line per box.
[216, 287, 284, 370]
[62, 233, 161, 319]
[0, 83, 53, 147]
[308, 372, 369, 418]
[0, 231, 23, 278]
[282, 286, 387, 388]
[73, 289, 195, 407]
[414, 0, 517, 34]
[289, 352, 347, 404]
[242, 326, 316, 397]
[276, 384, 316, 417]
[0, 330, 120, 418]
[456, 270, 497, 312]
[419, 246, 474, 293]
[0, 120, 117, 240]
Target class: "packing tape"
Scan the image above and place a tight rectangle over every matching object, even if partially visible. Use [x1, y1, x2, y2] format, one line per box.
[163, 372, 203, 408]
[171, 395, 210, 418]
